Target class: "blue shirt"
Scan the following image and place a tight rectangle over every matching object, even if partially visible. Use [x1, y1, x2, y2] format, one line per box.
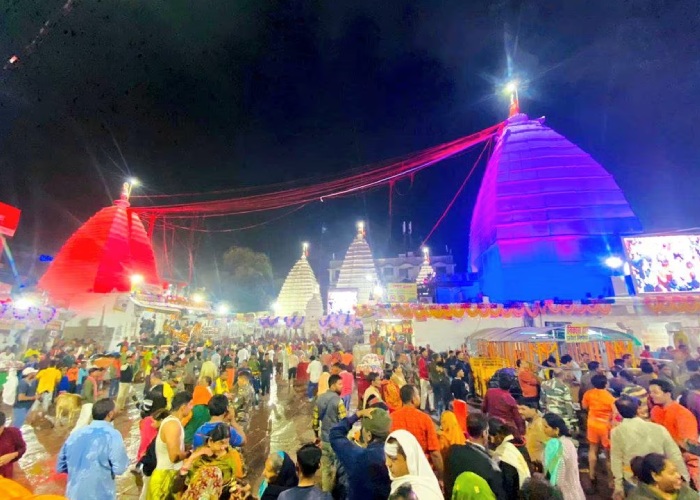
[56, 420, 129, 500]
[192, 421, 245, 449]
[329, 414, 391, 500]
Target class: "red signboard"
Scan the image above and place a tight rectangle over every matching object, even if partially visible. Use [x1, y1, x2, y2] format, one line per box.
[0, 202, 21, 237]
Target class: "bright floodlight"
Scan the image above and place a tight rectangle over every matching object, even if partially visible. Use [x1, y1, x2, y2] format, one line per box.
[13, 297, 34, 310]
[130, 274, 144, 285]
[192, 293, 204, 304]
[217, 303, 230, 315]
[129, 177, 139, 186]
[365, 273, 374, 282]
[373, 285, 384, 297]
[504, 80, 518, 94]
[605, 256, 624, 269]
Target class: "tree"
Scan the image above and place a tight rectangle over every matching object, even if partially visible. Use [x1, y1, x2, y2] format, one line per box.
[221, 246, 275, 312]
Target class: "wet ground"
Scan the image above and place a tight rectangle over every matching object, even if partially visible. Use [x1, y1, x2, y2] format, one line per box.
[3, 376, 612, 499]
[3, 374, 316, 498]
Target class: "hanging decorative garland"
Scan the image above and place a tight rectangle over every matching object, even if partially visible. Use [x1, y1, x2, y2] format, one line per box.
[0, 304, 58, 325]
[643, 295, 700, 314]
[355, 300, 613, 321]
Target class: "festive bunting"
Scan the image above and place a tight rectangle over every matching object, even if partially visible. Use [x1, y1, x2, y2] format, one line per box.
[355, 300, 613, 321]
[643, 295, 700, 314]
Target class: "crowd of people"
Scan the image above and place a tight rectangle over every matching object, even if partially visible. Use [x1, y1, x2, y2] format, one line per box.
[1, 337, 700, 499]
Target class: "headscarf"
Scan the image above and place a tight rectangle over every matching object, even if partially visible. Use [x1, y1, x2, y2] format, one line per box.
[439, 411, 466, 451]
[544, 437, 564, 486]
[259, 451, 299, 499]
[385, 429, 444, 499]
[451, 471, 496, 500]
[191, 385, 212, 407]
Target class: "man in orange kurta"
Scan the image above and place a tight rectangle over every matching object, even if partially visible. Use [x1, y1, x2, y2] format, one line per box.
[650, 379, 699, 486]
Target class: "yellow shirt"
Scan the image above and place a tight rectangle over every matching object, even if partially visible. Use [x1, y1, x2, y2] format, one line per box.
[36, 367, 62, 394]
[317, 372, 330, 396]
[163, 382, 174, 409]
[215, 378, 229, 395]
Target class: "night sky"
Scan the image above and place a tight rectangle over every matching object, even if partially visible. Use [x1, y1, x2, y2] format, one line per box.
[1, 1, 699, 295]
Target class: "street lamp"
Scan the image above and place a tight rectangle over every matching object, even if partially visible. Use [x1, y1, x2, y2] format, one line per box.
[217, 303, 230, 315]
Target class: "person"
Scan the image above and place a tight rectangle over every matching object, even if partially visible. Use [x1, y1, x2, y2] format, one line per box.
[56, 398, 129, 500]
[542, 413, 586, 500]
[518, 360, 541, 407]
[363, 372, 383, 409]
[0, 411, 26, 479]
[389, 384, 444, 481]
[179, 423, 248, 500]
[610, 395, 689, 499]
[105, 354, 121, 399]
[12, 367, 38, 428]
[451, 366, 469, 402]
[438, 410, 465, 463]
[579, 360, 603, 401]
[385, 429, 444, 499]
[72, 365, 103, 433]
[519, 475, 564, 499]
[619, 370, 650, 419]
[259, 451, 299, 500]
[261, 352, 274, 396]
[417, 349, 434, 412]
[210, 347, 221, 372]
[192, 394, 247, 449]
[317, 366, 330, 397]
[581, 373, 616, 488]
[148, 391, 193, 499]
[278, 443, 331, 500]
[560, 354, 582, 382]
[306, 356, 323, 401]
[116, 354, 137, 412]
[482, 372, 526, 437]
[385, 364, 406, 412]
[488, 417, 531, 489]
[231, 371, 256, 431]
[640, 345, 653, 359]
[539, 369, 576, 428]
[450, 471, 496, 500]
[183, 378, 213, 446]
[338, 364, 354, 411]
[627, 453, 697, 500]
[637, 361, 657, 390]
[518, 399, 549, 468]
[148, 370, 174, 409]
[312, 374, 346, 492]
[444, 412, 506, 499]
[329, 407, 392, 499]
[649, 378, 699, 486]
[288, 351, 299, 381]
[136, 399, 168, 500]
[35, 361, 62, 422]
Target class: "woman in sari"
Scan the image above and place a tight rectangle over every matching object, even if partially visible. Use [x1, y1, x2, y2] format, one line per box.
[183, 378, 213, 446]
[180, 423, 244, 500]
[438, 410, 466, 463]
[542, 413, 586, 500]
[258, 451, 299, 500]
[385, 429, 444, 499]
[385, 364, 406, 413]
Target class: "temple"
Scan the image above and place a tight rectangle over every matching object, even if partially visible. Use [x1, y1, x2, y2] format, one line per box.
[275, 243, 323, 318]
[334, 222, 380, 304]
[469, 113, 642, 302]
[38, 184, 160, 304]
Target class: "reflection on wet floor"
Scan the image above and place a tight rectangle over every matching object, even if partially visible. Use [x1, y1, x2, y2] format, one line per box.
[4, 374, 315, 498]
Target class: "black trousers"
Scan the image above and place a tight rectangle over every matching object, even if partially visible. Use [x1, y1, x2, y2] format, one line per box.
[261, 376, 271, 395]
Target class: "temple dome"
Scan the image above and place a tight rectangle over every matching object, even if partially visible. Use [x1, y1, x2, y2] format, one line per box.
[276, 249, 321, 317]
[38, 193, 160, 303]
[336, 224, 379, 304]
[469, 113, 642, 301]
